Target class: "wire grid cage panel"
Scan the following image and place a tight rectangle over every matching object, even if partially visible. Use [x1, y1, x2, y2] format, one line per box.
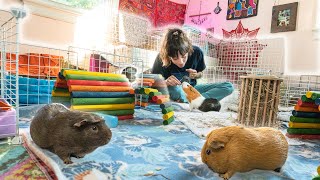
[1, 9, 19, 140]
[6, 43, 73, 107]
[182, 25, 212, 56]
[98, 10, 152, 50]
[110, 14, 160, 71]
[6, 43, 147, 107]
[1, 9, 19, 106]
[202, 38, 285, 88]
[145, 32, 162, 52]
[67, 46, 145, 83]
[74, 3, 161, 71]
[73, 0, 154, 52]
[0, 8, 25, 141]
[280, 75, 320, 107]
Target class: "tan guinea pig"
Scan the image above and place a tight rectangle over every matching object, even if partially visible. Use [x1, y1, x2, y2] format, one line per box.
[201, 126, 288, 179]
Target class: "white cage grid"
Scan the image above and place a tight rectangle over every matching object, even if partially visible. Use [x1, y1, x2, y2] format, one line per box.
[1, 41, 149, 107]
[0, 6, 160, 110]
[67, 46, 145, 83]
[1, 10, 18, 105]
[280, 75, 320, 107]
[201, 38, 285, 88]
[0, 8, 25, 142]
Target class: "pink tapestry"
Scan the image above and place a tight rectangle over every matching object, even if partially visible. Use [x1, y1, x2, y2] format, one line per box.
[118, 0, 157, 25]
[156, 0, 186, 27]
[119, 0, 186, 28]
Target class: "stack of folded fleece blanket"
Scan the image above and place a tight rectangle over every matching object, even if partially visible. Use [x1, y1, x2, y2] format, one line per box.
[5, 75, 54, 105]
[60, 69, 135, 120]
[287, 91, 320, 139]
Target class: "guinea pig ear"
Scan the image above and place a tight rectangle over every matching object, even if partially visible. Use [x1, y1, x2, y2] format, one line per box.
[210, 141, 225, 150]
[88, 115, 102, 123]
[73, 115, 102, 127]
[73, 120, 88, 127]
[206, 131, 214, 139]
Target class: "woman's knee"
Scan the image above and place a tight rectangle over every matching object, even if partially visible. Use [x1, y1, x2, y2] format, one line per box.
[168, 86, 183, 101]
[224, 82, 234, 95]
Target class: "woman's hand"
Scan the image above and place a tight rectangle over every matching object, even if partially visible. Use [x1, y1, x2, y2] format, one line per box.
[186, 69, 203, 79]
[166, 75, 181, 86]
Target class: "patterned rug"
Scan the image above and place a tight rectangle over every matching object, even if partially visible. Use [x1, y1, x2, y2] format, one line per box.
[0, 104, 57, 180]
[0, 143, 48, 180]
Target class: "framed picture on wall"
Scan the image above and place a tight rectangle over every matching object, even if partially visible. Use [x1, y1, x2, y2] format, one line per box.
[227, 0, 259, 20]
[271, 2, 298, 33]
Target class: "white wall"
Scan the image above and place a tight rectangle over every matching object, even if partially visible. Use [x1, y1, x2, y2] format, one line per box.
[21, 14, 75, 48]
[0, 0, 78, 49]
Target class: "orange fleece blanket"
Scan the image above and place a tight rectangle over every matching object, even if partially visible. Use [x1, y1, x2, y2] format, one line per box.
[1, 52, 62, 77]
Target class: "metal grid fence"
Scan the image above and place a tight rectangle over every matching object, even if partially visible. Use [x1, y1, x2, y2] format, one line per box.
[280, 75, 320, 107]
[0, 8, 26, 142]
[200, 38, 285, 89]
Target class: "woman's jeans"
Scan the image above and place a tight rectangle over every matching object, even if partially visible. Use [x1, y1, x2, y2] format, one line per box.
[167, 82, 234, 102]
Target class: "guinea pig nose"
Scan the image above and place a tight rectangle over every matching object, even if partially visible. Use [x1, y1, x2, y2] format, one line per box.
[206, 149, 211, 155]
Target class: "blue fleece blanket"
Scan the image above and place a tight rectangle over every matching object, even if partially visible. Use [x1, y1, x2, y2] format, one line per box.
[5, 75, 55, 104]
[20, 106, 319, 180]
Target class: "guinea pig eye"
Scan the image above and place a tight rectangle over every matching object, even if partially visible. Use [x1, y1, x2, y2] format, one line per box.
[92, 126, 98, 131]
[206, 149, 211, 155]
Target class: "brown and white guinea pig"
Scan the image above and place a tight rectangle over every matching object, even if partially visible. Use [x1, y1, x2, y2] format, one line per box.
[182, 82, 221, 112]
[121, 66, 137, 82]
[30, 103, 112, 164]
[201, 126, 288, 179]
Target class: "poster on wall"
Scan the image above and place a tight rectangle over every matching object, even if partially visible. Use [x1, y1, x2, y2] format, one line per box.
[270, 2, 298, 33]
[227, 0, 259, 20]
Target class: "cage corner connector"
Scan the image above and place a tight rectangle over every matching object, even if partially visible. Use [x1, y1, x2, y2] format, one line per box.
[10, 8, 26, 19]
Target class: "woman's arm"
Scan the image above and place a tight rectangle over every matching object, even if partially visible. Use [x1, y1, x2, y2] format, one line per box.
[151, 54, 163, 75]
[151, 54, 180, 86]
[186, 69, 203, 79]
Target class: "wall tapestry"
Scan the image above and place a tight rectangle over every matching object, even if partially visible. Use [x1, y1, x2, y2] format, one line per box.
[119, 0, 186, 28]
[227, 0, 259, 20]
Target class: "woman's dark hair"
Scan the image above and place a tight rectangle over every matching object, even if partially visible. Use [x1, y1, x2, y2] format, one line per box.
[160, 28, 193, 67]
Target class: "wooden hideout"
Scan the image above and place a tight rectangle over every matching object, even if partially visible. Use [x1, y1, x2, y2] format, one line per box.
[238, 75, 283, 127]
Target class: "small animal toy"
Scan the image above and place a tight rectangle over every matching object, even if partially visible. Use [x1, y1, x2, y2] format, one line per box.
[30, 103, 112, 164]
[201, 126, 288, 179]
[182, 82, 221, 112]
